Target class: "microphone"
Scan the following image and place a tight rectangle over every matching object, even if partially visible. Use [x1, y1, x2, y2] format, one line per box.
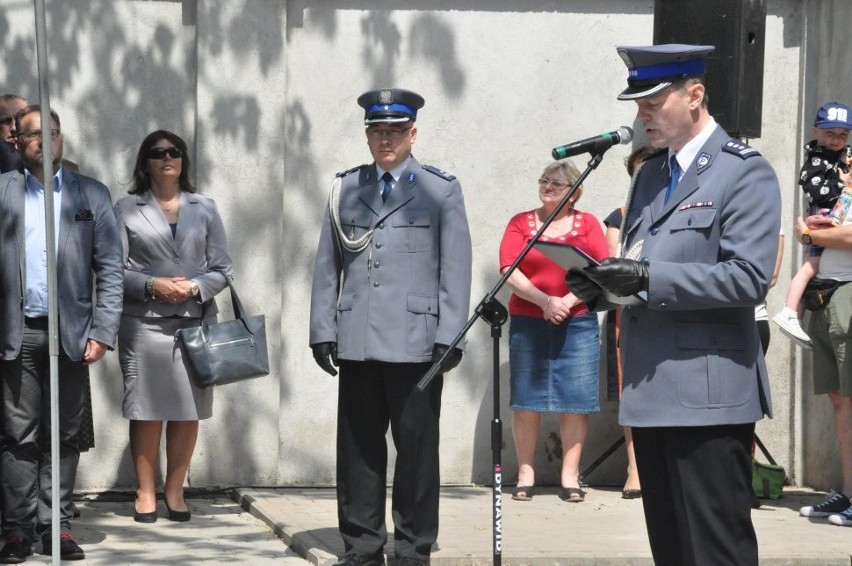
[551, 126, 634, 159]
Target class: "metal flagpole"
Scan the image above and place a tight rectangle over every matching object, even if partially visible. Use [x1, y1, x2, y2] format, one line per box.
[32, 1, 61, 564]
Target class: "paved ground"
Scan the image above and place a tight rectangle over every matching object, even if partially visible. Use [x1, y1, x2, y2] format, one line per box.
[2, 494, 308, 565]
[235, 486, 852, 565]
[4, 487, 850, 565]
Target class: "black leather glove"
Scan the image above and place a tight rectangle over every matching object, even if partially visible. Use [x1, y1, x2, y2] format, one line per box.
[585, 258, 650, 297]
[566, 268, 604, 305]
[432, 343, 463, 374]
[311, 342, 339, 376]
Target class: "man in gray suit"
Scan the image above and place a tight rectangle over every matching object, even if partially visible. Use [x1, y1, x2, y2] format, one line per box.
[310, 88, 472, 566]
[0, 105, 123, 562]
[568, 45, 781, 565]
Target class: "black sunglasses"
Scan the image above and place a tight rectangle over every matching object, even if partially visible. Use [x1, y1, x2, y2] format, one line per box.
[146, 146, 183, 160]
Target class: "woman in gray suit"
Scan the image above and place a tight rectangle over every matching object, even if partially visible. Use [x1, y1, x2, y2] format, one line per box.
[114, 130, 232, 523]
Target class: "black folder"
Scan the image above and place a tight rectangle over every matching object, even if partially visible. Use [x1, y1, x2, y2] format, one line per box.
[533, 241, 646, 306]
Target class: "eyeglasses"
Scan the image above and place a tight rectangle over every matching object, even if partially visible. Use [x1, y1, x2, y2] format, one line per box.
[538, 177, 572, 191]
[18, 129, 60, 142]
[366, 127, 412, 141]
[147, 146, 183, 160]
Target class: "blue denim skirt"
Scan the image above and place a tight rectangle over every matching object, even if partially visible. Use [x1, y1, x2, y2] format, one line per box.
[509, 313, 600, 413]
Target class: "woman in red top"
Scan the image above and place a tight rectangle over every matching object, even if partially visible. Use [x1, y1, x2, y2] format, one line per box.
[499, 159, 608, 503]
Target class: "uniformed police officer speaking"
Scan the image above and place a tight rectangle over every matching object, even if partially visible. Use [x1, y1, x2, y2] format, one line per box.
[309, 88, 472, 566]
[568, 45, 781, 565]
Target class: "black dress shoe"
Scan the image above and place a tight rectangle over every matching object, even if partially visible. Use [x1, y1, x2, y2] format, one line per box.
[41, 533, 85, 561]
[164, 500, 191, 522]
[334, 552, 385, 566]
[0, 536, 32, 564]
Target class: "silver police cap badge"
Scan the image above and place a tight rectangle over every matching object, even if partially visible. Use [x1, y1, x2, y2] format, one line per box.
[379, 89, 393, 104]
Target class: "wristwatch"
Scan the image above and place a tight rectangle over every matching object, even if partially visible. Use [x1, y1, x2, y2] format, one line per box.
[801, 228, 812, 245]
[189, 282, 200, 297]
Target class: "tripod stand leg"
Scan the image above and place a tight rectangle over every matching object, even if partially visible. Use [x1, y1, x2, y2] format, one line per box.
[580, 436, 625, 483]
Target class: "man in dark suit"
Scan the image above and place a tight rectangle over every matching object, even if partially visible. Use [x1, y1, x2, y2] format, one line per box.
[568, 45, 781, 565]
[309, 88, 472, 566]
[0, 94, 27, 173]
[0, 105, 123, 562]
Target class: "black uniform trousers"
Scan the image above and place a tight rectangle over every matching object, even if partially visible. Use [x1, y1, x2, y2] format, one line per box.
[632, 423, 757, 566]
[0, 317, 87, 542]
[337, 360, 443, 561]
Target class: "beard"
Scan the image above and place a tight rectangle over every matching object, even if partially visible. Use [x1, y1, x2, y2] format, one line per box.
[22, 146, 63, 174]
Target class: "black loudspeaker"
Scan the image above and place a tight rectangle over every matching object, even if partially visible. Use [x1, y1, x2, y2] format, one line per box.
[653, 0, 766, 139]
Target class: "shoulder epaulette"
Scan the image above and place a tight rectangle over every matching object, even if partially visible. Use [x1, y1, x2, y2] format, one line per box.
[336, 164, 367, 178]
[421, 164, 456, 181]
[722, 140, 761, 159]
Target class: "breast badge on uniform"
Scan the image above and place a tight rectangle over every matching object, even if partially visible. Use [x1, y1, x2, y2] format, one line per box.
[723, 140, 760, 159]
[678, 201, 714, 211]
[422, 164, 456, 181]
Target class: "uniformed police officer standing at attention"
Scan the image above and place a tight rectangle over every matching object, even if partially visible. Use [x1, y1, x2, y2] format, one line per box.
[309, 88, 472, 566]
[567, 45, 781, 565]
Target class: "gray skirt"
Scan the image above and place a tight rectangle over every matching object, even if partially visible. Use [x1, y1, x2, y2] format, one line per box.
[119, 315, 213, 421]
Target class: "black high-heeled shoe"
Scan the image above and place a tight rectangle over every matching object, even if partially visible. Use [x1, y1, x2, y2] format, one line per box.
[134, 510, 158, 523]
[134, 498, 158, 523]
[164, 499, 191, 522]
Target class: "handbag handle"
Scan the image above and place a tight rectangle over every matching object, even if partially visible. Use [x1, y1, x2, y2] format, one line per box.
[198, 272, 253, 331]
[223, 277, 250, 321]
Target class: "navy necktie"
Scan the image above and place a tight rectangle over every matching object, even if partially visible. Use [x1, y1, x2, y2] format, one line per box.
[665, 155, 680, 204]
[381, 172, 393, 202]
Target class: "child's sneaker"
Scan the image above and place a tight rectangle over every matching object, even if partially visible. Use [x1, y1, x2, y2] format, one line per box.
[773, 307, 812, 349]
[827, 503, 852, 526]
[800, 490, 850, 517]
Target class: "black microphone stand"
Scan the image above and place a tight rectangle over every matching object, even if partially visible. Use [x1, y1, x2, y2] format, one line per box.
[418, 148, 613, 565]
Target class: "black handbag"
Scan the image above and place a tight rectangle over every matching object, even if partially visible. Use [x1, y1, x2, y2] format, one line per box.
[801, 278, 845, 311]
[177, 278, 269, 388]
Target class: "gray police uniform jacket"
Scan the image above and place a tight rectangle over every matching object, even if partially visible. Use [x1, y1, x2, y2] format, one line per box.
[618, 125, 781, 428]
[309, 157, 472, 363]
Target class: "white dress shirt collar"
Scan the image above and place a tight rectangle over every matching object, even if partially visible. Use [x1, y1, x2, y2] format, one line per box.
[669, 117, 717, 175]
